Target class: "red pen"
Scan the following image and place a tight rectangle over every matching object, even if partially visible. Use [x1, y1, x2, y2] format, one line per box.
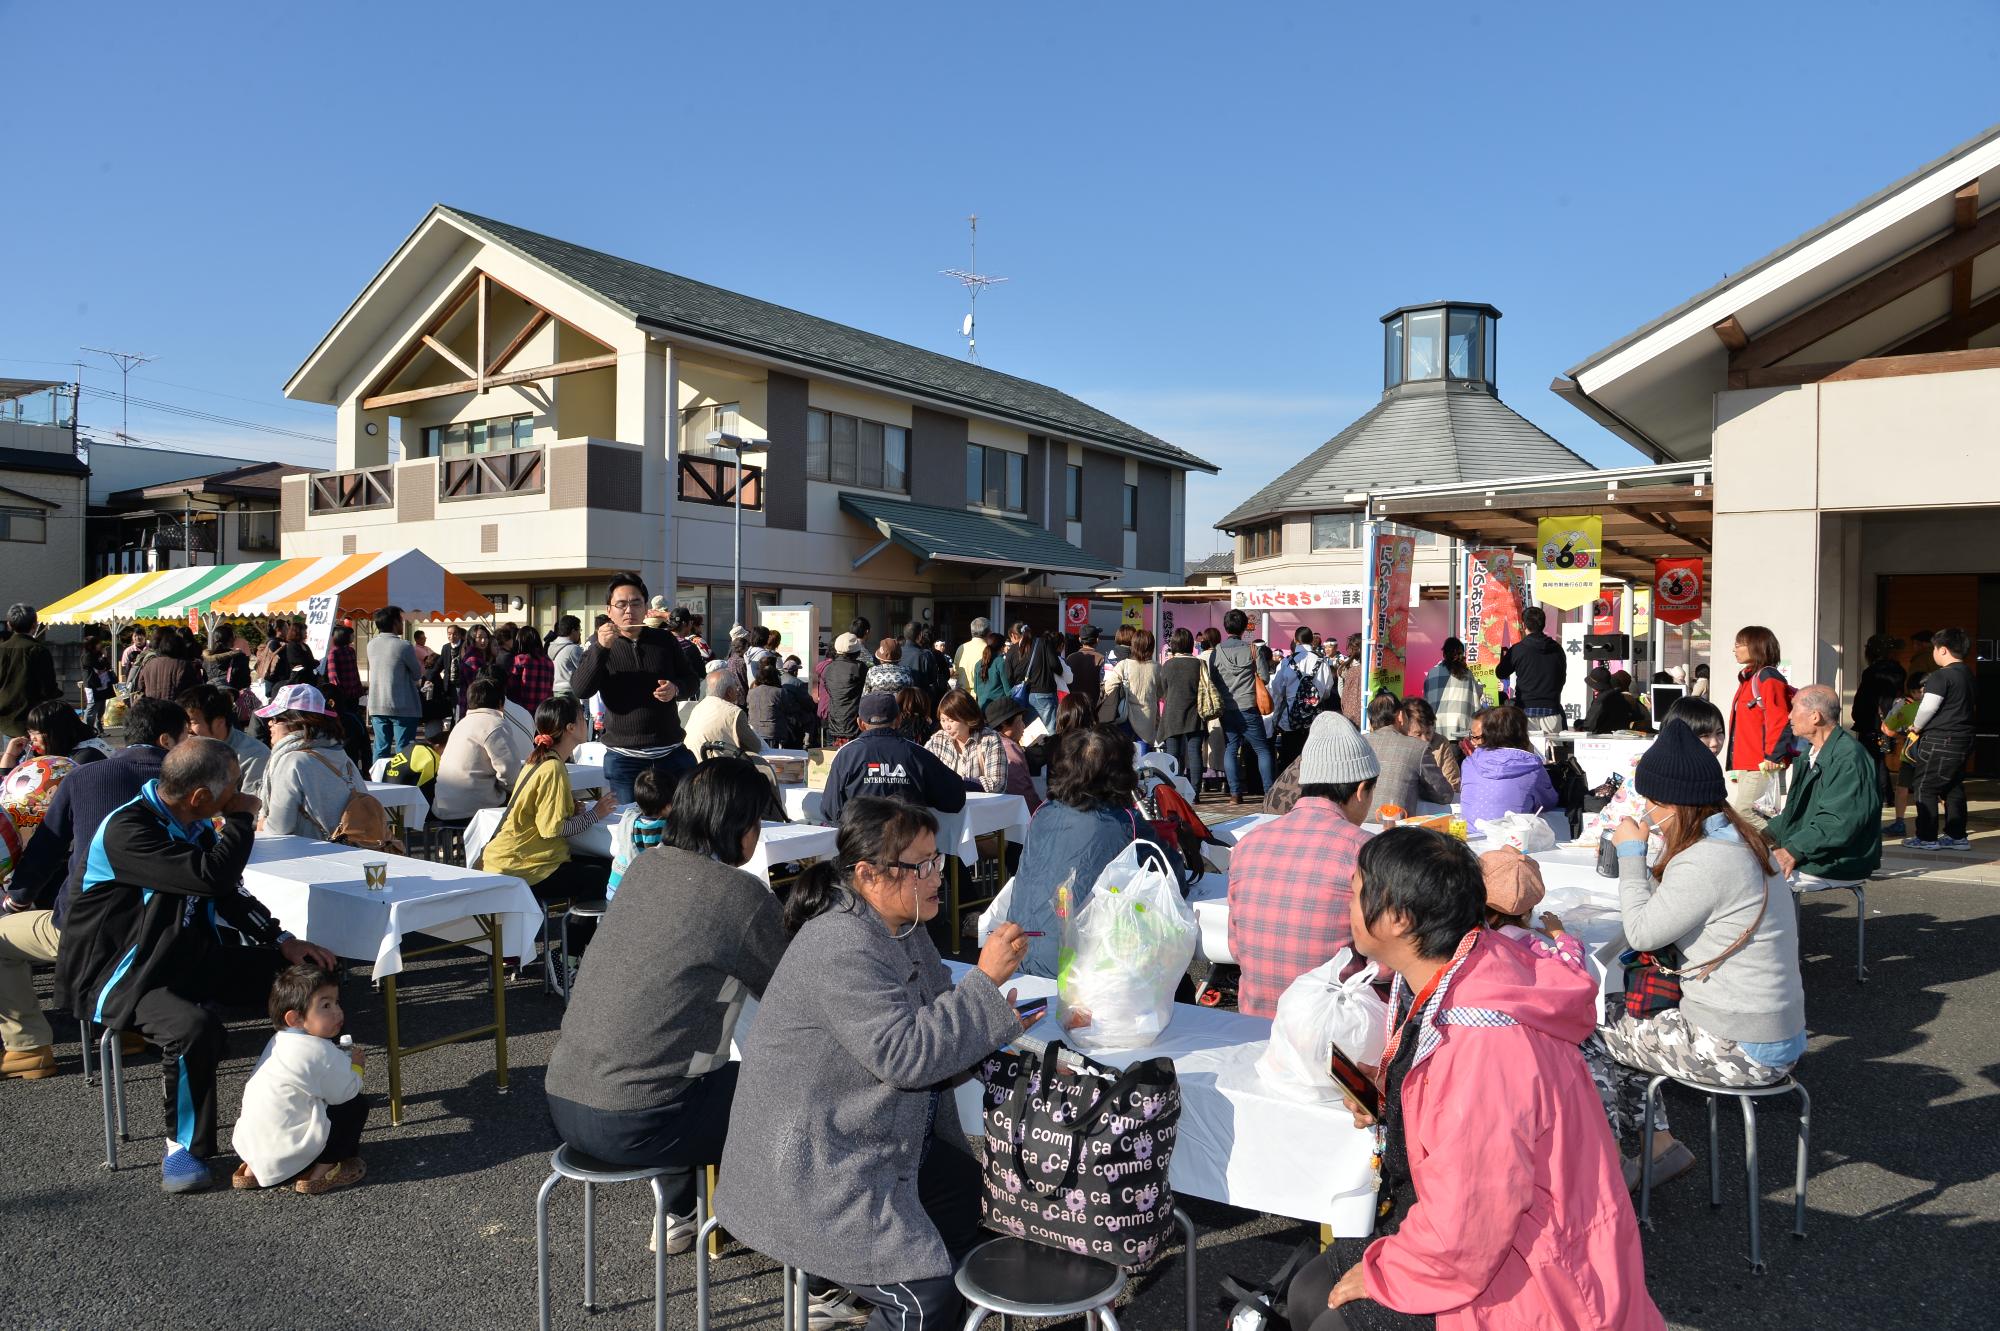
[1021, 931, 1046, 938]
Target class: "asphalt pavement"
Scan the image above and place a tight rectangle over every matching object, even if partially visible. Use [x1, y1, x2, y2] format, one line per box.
[5, 854, 2000, 1330]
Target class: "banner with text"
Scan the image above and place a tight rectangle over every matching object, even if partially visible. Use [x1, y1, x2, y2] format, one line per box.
[1230, 584, 1365, 612]
[1462, 548, 1525, 704]
[1120, 597, 1146, 631]
[304, 593, 339, 661]
[1653, 557, 1704, 626]
[1363, 531, 1416, 709]
[1535, 515, 1603, 610]
[1591, 585, 1624, 636]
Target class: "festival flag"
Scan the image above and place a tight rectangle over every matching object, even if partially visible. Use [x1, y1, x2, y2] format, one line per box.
[1061, 595, 1092, 635]
[1462, 548, 1524, 703]
[1535, 515, 1602, 610]
[1591, 585, 1623, 636]
[1653, 558, 1704, 626]
[1363, 530, 1416, 708]
[1120, 597, 1146, 630]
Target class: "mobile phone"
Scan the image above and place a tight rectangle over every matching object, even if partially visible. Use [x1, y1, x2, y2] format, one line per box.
[1014, 998, 1050, 1026]
[1328, 1045, 1383, 1117]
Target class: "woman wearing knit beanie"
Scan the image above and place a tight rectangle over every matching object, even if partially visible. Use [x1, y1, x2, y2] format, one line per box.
[1592, 719, 1805, 1189]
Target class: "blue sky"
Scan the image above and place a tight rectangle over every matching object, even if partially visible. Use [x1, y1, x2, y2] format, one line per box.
[6, 2, 1998, 560]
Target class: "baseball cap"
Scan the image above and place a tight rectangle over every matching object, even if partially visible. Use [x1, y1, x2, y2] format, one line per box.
[858, 692, 900, 725]
[255, 682, 335, 719]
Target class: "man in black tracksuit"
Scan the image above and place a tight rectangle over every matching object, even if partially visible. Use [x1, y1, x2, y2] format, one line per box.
[1495, 605, 1569, 735]
[818, 693, 969, 826]
[570, 572, 703, 804]
[54, 738, 334, 1192]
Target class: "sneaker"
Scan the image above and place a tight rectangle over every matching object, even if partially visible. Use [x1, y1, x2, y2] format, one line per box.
[1945, 837, 1974, 851]
[645, 1212, 697, 1255]
[1884, 820, 1907, 838]
[1623, 1141, 1697, 1191]
[0, 1045, 57, 1080]
[1901, 836, 1940, 850]
[162, 1147, 214, 1194]
[807, 1288, 873, 1329]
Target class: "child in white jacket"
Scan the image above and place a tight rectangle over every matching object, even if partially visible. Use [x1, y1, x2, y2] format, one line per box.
[230, 965, 369, 1194]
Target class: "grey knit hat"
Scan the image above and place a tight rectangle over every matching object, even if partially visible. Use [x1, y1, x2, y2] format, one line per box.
[1298, 712, 1380, 786]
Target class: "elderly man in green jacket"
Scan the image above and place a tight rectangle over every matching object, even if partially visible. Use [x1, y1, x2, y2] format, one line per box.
[1764, 683, 1882, 883]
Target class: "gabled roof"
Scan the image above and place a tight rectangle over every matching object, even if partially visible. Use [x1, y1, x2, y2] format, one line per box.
[301, 205, 1211, 474]
[109, 461, 310, 505]
[1556, 121, 2000, 459]
[839, 492, 1118, 581]
[1215, 383, 1593, 531]
[1184, 552, 1235, 578]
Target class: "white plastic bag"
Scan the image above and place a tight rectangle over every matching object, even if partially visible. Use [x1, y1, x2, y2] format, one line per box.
[1056, 840, 1198, 1052]
[1475, 810, 1557, 853]
[1255, 949, 1391, 1103]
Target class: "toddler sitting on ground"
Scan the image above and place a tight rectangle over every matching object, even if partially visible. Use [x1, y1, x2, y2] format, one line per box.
[230, 964, 369, 1194]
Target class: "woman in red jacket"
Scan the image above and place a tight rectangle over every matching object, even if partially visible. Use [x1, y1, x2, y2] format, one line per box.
[1726, 625, 1793, 824]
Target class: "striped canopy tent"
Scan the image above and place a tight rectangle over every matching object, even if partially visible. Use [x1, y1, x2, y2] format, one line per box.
[39, 550, 491, 627]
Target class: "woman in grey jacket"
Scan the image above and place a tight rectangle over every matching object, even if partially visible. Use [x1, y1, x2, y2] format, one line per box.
[255, 685, 369, 840]
[717, 797, 1030, 1330]
[1595, 719, 1805, 1186]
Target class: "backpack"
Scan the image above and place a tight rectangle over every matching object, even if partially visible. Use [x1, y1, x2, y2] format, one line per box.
[297, 749, 404, 854]
[1284, 655, 1323, 732]
[380, 744, 440, 803]
[1746, 665, 1801, 762]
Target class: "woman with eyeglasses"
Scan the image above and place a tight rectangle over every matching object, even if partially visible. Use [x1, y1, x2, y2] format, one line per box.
[718, 796, 1031, 1331]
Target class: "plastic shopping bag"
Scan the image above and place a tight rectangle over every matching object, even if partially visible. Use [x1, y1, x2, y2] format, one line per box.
[1056, 841, 1198, 1052]
[1475, 810, 1558, 853]
[1254, 949, 1391, 1103]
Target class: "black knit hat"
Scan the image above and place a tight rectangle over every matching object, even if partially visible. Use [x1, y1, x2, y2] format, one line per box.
[1633, 718, 1728, 807]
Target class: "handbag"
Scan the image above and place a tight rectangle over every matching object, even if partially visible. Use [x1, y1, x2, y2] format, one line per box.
[1621, 877, 1768, 1018]
[1195, 660, 1222, 722]
[978, 1039, 1181, 1266]
[1010, 639, 1042, 705]
[1252, 671, 1273, 717]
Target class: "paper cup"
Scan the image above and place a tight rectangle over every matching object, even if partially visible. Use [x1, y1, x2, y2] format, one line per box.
[363, 862, 388, 892]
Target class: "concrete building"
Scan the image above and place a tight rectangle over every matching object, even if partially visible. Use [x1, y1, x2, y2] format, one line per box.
[0, 380, 88, 614]
[281, 206, 1213, 644]
[1554, 122, 2000, 765]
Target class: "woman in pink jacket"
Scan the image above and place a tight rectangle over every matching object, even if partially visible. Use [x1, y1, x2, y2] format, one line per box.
[1289, 827, 1663, 1331]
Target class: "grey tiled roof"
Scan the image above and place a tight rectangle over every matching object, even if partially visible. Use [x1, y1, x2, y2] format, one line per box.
[0, 446, 87, 477]
[439, 208, 1214, 474]
[839, 492, 1118, 579]
[1215, 385, 1593, 530]
[1184, 552, 1235, 578]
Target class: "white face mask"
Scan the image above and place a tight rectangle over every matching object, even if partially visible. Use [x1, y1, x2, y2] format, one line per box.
[1643, 809, 1667, 867]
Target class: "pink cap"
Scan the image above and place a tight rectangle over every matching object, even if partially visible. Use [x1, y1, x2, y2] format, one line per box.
[255, 683, 335, 719]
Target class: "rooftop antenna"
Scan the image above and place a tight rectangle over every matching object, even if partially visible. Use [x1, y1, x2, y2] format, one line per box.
[81, 346, 156, 442]
[941, 214, 1008, 362]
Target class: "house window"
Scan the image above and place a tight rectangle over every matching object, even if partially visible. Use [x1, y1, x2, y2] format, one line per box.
[1240, 522, 1282, 561]
[965, 444, 1024, 512]
[0, 507, 46, 542]
[237, 508, 279, 552]
[421, 413, 533, 458]
[1311, 513, 1358, 551]
[1122, 484, 1138, 531]
[1065, 464, 1081, 521]
[803, 408, 909, 493]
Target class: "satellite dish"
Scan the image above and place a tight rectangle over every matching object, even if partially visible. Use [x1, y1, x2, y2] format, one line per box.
[961, 313, 974, 338]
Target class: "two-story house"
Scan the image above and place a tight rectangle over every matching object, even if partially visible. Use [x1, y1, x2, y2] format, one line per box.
[0, 379, 89, 614]
[95, 460, 311, 577]
[281, 206, 1213, 646]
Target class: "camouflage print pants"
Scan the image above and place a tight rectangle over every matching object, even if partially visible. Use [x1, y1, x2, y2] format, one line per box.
[1592, 1005, 1791, 1152]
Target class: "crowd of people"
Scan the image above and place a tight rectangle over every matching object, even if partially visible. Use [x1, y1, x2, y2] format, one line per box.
[0, 581, 1981, 1330]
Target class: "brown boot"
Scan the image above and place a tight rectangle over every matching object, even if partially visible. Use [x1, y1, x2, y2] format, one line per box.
[1231, 793, 1248, 807]
[1, 1046, 57, 1079]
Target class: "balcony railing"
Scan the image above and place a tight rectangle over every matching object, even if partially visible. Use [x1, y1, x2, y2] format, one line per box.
[677, 454, 762, 510]
[310, 464, 395, 513]
[440, 446, 544, 501]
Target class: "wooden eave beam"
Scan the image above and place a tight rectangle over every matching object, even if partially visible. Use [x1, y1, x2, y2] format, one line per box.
[1727, 344, 2000, 391]
[360, 277, 479, 405]
[485, 309, 551, 377]
[1731, 194, 2000, 371]
[362, 353, 617, 411]
[1613, 504, 1712, 554]
[1950, 181, 1981, 330]
[1712, 315, 1749, 351]
[421, 334, 479, 381]
[1881, 287, 2000, 358]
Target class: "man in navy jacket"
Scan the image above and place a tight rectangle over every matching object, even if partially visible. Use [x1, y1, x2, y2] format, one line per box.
[819, 692, 968, 827]
[54, 738, 334, 1192]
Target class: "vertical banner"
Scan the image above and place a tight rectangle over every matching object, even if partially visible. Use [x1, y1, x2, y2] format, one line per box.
[1462, 548, 1524, 703]
[1120, 597, 1146, 631]
[303, 593, 339, 661]
[1362, 528, 1417, 711]
[1590, 586, 1623, 636]
[1061, 596, 1092, 642]
[1653, 558, 1704, 626]
[1535, 515, 1603, 610]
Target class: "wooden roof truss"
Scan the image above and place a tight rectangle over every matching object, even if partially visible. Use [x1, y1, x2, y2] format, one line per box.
[360, 270, 612, 412]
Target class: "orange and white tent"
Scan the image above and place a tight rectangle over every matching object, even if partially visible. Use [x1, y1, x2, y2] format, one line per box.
[39, 550, 491, 625]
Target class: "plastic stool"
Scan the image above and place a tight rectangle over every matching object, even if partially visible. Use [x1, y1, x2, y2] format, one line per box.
[1792, 877, 1867, 982]
[534, 1145, 674, 1331]
[556, 900, 609, 1000]
[1640, 1074, 1810, 1273]
[98, 1028, 128, 1169]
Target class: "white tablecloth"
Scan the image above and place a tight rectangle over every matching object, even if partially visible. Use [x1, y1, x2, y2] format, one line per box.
[462, 806, 840, 887]
[945, 964, 1381, 1234]
[784, 787, 1031, 866]
[246, 836, 543, 978]
[366, 782, 430, 831]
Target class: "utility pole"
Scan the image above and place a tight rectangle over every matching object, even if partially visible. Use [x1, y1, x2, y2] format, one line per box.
[81, 346, 156, 441]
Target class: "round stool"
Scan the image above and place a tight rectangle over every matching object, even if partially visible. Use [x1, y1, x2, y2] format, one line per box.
[1639, 1073, 1810, 1274]
[535, 1144, 672, 1331]
[954, 1236, 1127, 1329]
[557, 900, 609, 999]
[1790, 877, 1868, 982]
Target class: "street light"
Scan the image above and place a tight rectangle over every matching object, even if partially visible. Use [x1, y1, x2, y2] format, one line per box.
[706, 429, 769, 635]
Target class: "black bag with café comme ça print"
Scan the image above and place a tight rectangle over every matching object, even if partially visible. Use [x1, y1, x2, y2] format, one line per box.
[976, 1040, 1181, 1266]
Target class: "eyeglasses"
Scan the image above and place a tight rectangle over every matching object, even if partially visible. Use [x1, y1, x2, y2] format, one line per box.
[609, 599, 649, 611]
[871, 852, 946, 880]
